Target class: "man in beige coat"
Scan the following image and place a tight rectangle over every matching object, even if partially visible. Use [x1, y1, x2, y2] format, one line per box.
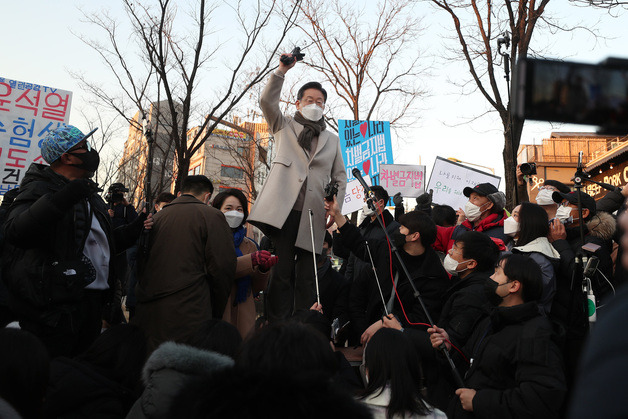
[133, 175, 236, 352]
[248, 54, 347, 322]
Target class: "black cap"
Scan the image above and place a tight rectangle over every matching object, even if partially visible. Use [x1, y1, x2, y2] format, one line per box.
[108, 182, 129, 193]
[463, 183, 499, 198]
[552, 191, 596, 219]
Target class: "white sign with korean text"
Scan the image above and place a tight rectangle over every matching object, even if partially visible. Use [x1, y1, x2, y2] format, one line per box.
[341, 177, 373, 215]
[0, 77, 72, 194]
[427, 157, 501, 210]
[379, 164, 426, 198]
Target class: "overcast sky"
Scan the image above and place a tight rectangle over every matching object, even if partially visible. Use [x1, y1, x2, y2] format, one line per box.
[1, 1, 626, 189]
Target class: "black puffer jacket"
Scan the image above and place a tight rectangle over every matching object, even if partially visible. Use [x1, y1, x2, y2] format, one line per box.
[437, 270, 492, 348]
[448, 302, 566, 419]
[338, 221, 449, 330]
[2, 164, 144, 327]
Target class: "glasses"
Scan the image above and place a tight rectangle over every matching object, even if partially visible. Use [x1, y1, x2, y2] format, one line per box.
[68, 141, 92, 153]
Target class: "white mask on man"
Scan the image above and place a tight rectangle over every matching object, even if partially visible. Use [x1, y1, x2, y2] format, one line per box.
[536, 189, 556, 206]
[464, 201, 489, 222]
[362, 202, 376, 217]
[554, 206, 574, 224]
[300, 103, 324, 121]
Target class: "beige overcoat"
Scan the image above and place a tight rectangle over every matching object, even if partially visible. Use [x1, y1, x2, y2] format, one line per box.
[133, 194, 236, 353]
[248, 73, 347, 252]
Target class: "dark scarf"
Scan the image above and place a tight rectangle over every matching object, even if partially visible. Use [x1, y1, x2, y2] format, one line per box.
[233, 226, 251, 304]
[293, 111, 326, 151]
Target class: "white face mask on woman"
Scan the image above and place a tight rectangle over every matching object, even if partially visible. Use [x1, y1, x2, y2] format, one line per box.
[300, 103, 324, 121]
[224, 210, 244, 228]
[503, 216, 519, 237]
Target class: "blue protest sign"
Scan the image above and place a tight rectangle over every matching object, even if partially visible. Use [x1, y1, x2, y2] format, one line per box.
[338, 120, 394, 184]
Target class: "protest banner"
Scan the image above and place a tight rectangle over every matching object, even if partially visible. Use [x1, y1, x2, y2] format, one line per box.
[341, 176, 372, 215]
[0, 77, 72, 195]
[379, 164, 426, 198]
[338, 120, 394, 185]
[427, 156, 501, 210]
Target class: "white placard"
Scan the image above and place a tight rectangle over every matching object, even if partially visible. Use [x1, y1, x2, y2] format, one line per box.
[0, 77, 73, 194]
[426, 157, 501, 210]
[379, 164, 426, 198]
[341, 177, 372, 215]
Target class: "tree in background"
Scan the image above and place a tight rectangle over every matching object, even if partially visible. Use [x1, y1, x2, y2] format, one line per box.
[73, 0, 300, 198]
[293, 0, 426, 132]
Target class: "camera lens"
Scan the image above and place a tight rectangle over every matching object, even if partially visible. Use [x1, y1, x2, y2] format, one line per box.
[520, 162, 537, 176]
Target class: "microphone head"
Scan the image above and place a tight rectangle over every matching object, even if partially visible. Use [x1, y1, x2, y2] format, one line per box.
[352, 168, 361, 177]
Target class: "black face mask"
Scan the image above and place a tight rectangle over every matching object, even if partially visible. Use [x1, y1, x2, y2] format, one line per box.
[69, 149, 100, 177]
[483, 278, 508, 307]
[391, 231, 407, 248]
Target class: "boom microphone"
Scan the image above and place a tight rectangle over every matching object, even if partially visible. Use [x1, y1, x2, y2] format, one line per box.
[352, 168, 374, 200]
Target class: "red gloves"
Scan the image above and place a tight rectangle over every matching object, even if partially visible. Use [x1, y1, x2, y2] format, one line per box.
[251, 250, 279, 271]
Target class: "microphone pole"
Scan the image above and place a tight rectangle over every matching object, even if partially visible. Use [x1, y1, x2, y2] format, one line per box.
[351, 168, 465, 388]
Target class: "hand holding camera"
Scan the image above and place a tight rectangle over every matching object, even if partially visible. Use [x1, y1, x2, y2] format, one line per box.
[278, 47, 305, 73]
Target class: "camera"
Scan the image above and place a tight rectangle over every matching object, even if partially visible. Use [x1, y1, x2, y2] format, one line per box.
[519, 162, 537, 176]
[324, 181, 339, 202]
[513, 57, 628, 132]
[105, 182, 129, 205]
[280, 47, 305, 66]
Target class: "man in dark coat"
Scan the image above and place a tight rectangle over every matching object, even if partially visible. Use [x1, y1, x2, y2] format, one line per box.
[430, 254, 566, 418]
[133, 175, 236, 353]
[2, 125, 147, 357]
[333, 185, 400, 339]
[327, 198, 450, 342]
[317, 232, 350, 329]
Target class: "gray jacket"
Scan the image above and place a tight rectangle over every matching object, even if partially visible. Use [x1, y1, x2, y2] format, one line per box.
[126, 342, 234, 419]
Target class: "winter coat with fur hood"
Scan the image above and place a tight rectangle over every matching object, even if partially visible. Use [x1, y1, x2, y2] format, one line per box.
[126, 342, 234, 419]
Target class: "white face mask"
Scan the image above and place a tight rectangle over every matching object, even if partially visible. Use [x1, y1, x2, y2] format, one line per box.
[554, 205, 574, 224]
[536, 189, 556, 206]
[362, 202, 376, 217]
[503, 216, 519, 237]
[224, 210, 244, 228]
[443, 254, 472, 276]
[300, 103, 324, 121]
[464, 200, 488, 222]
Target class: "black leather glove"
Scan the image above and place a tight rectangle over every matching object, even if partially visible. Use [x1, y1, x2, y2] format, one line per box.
[393, 192, 403, 207]
[50, 179, 98, 210]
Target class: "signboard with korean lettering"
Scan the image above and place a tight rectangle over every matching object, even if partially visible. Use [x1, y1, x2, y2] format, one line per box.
[0, 77, 72, 194]
[338, 120, 394, 185]
[427, 156, 501, 210]
[341, 177, 372, 216]
[379, 164, 426, 198]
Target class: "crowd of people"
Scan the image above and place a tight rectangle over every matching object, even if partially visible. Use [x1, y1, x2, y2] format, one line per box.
[1, 52, 627, 418]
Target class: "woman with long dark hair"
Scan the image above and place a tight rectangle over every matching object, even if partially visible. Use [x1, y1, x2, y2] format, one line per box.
[508, 202, 560, 313]
[360, 328, 445, 419]
[212, 189, 278, 338]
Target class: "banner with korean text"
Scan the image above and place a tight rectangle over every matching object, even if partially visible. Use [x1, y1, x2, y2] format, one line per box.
[0, 77, 72, 195]
[427, 156, 500, 210]
[338, 120, 394, 185]
[341, 176, 373, 216]
[379, 164, 426, 198]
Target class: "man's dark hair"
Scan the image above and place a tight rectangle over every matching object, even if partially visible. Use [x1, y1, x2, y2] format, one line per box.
[0, 329, 50, 419]
[155, 192, 175, 205]
[181, 175, 214, 197]
[297, 81, 328, 103]
[370, 185, 389, 204]
[516, 202, 549, 247]
[190, 319, 243, 358]
[212, 189, 249, 224]
[431, 204, 457, 227]
[398, 210, 437, 247]
[543, 180, 571, 194]
[499, 254, 543, 302]
[237, 321, 338, 377]
[456, 231, 500, 272]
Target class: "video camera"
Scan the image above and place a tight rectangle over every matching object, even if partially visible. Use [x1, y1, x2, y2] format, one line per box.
[105, 182, 129, 205]
[513, 57, 628, 132]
